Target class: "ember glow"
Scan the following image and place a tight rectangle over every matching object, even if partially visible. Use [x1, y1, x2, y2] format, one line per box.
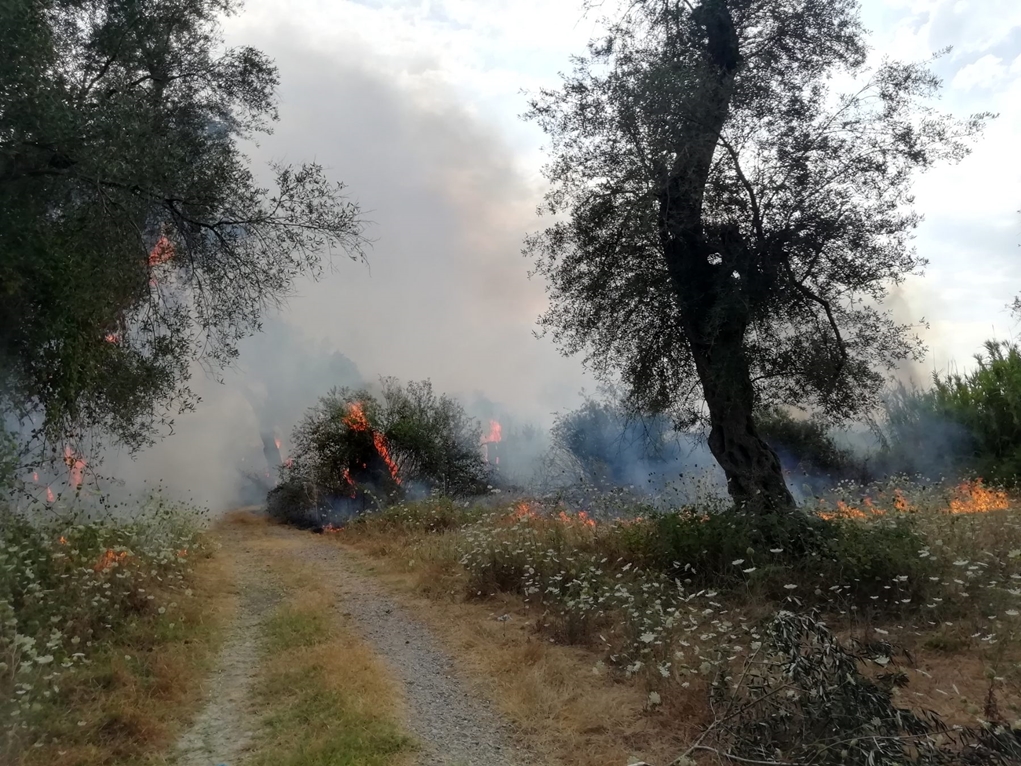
[147, 235, 175, 267]
[343, 402, 401, 484]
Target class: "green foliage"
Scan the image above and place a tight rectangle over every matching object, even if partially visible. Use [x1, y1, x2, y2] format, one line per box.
[0, 496, 205, 756]
[269, 380, 488, 527]
[0, 0, 363, 452]
[524, 0, 985, 510]
[931, 341, 1021, 483]
[756, 408, 864, 478]
[881, 341, 1021, 482]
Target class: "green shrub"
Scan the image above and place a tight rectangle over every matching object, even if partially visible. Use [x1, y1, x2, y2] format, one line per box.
[756, 407, 865, 479]
[271, 378, 488, 527]
[881, 340, 1021, 483]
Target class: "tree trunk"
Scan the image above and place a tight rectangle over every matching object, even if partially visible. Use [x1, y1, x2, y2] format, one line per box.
[688, 323, 795, 512]
[653, 0, 795, 513]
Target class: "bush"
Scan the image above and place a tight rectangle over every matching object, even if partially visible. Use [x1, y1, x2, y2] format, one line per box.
[756, 407, 866, 480]
[881, 340, 1021, 483]
[269, 379, 488, 527]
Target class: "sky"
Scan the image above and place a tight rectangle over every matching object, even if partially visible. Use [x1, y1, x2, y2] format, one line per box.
[104, 0, 1021, 507]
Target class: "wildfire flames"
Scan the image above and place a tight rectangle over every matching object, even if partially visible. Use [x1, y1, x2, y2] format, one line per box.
[148, 235, 174, 267]
[507, 501, 596, 528]
[481, 419, 502, 464]
[93, 549, 129, 572]
[948, 479, 1009, 513]
[818, 479, 1010, 520]
[343, 402, 401, 485]
[64, 446, 86, 488]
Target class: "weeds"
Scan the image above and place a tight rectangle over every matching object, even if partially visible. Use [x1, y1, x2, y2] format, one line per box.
[0, 495, 213, 764]
[340, 481, 1021, 731]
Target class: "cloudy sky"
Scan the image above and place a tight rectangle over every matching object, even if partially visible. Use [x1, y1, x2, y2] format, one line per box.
[121, 0, 1021, 506]
[220, 0, 1019, 402]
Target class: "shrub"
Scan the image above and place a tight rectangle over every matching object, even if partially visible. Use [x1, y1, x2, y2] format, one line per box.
[270, 379, 488, 527]
[756, 407, 866, 480]
[880, 340, 1021, 483]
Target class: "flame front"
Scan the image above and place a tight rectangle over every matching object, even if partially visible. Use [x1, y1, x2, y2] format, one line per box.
[148, 235, 174, 267]
[948, 480, 1009, 514]
[481, 419, 502, 464]
[64, 446, 86, 488]
[343, 402, 401, 485]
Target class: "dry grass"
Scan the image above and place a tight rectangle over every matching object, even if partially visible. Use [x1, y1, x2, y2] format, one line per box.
[15, 537, 234, 766]
[330, 493, 1021, 766]
[333, 536, 692, 766]
[224, 514, 413, 766]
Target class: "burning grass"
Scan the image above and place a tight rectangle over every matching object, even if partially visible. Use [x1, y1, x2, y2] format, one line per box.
[334, 480, 1021, 765]
[0, 495, 228, 766]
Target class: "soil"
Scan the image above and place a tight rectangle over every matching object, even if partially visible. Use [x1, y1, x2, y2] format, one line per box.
[175, 519, 531, 766]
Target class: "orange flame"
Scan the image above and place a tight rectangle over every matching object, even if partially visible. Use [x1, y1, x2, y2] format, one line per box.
[509, 500, 538, 521]
[343, 402, 401, 485]
[93, 549, 129, 572]
[64, 446, 86, 488]
[893, 489, 910, 512]
[481, 420, 502, 464]
[104, 332, 120, 344]
[482, 420, 502, 444]
[58, 536, 67, 545]
[148, 235, 174, 267]
[818, 497, 886, 521]
[948, 480, 1009, 514]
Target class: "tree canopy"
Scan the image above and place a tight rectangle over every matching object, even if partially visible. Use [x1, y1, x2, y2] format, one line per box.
[0, 0, 364, 455]
[525, 0, 987, 510]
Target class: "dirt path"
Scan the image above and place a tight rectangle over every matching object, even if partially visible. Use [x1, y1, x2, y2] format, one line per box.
[292, 534, 533, 766]
[174, 524, 281, 766]
[177, 520, 531, 766]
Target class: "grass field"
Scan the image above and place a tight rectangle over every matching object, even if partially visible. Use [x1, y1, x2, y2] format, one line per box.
[331, 479, 1021, 765]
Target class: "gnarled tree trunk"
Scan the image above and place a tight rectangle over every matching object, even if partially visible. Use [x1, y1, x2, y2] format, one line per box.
[657, 0, 796, 513]
[689, 322, 795, 512]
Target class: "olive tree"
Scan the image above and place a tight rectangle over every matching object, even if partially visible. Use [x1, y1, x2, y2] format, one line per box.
[0, 0, 364, 455]
[526, 0, 987, 511]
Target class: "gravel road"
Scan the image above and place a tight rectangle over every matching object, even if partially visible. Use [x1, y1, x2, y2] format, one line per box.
[177, 520, 532, 766]
[295, 536, 533, 766]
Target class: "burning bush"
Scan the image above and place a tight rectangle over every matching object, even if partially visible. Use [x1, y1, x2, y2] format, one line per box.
[268, 379, 488, 527]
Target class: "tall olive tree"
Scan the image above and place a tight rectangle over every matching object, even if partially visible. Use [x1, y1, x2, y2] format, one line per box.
[0, 0, 364, 454]
[526, 0, 986, 512]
